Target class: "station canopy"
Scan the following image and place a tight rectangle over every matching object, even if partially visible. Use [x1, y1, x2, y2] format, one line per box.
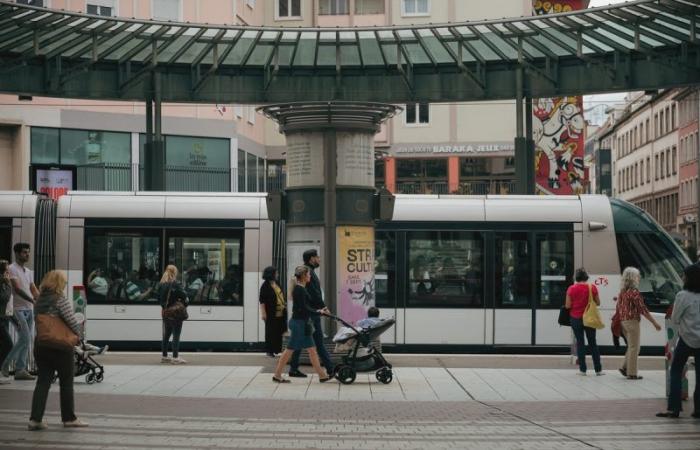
[0, 0, 697, 103]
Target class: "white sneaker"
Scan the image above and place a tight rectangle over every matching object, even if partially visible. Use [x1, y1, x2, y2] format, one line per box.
[595, 371, 606, 376]
[170, 357, 187, 365]
[0, 376, 11, 385]
[28, 420, 48, 431]
[577, 371, 587, 376]
[160, 356, 172, 364]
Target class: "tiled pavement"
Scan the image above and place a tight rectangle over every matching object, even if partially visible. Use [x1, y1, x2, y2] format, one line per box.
[0, 358, 697, 449]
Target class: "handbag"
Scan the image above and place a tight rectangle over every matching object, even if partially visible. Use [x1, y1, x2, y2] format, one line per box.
[162, 286, 189, 321]
[583, 284, 605, 329]
[558, 306, 571, 326]
[35, 314, 79, 351]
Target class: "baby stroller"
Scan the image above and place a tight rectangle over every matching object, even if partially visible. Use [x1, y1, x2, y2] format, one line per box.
[329, 314, 395, 385]
[52, 343, 105, 384]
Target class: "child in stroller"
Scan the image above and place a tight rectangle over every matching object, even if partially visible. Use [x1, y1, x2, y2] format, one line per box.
[53, 342, 107, 385]
[330, 307, 394, 385]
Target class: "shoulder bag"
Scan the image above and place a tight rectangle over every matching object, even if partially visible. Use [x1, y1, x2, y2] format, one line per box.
[162, 286, 189, 321]
[558, 306, 571, 326]
[35, 314, 79, 351]
[583, 284, 605, 329]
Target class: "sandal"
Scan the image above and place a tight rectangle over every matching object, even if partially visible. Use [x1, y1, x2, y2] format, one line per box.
[319, 377, 331, 383]
[627, 375, 643, 380]
[656, 411, 680, 418]
[272, 376, 290, 383]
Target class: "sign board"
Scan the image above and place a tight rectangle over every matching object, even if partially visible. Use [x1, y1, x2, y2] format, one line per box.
[33, 166, 75, 200]
[392, 142, 514, 157]
[285, 133, 324, 188]
[336, 226, 374, 324]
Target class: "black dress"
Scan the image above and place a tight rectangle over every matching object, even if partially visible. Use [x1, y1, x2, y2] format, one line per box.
[259, 281, 287, 354]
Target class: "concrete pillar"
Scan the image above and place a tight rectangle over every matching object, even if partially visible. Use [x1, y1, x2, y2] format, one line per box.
[448, 156, 460, 194]
[143, 72, 165, 191]
[385, 157, 396, 193]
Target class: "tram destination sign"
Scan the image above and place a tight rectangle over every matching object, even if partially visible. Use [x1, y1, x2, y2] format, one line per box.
[393, 143, 514, 156]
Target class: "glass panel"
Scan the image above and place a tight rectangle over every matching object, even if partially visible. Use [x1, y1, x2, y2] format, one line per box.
[405, 103, 416, 123]
[238, 149, 247, 192]
[404, 43, 430, 64]
[247, 153, 258, 192]
[153, 0, 181, 21]
[292, 0, 301, 16]
[536, 232, 573, 308]
[223, 36, 257, 65]
[279, 0, 289, 17]
[165, 136, 230, 192]
[418, 102, 429, 124]
[355, 0, 384, 14]
[60, 129, 131, 165]
[407, 231, 483, 307]
[293, 34, 317, 66]
[340, 46, 360, 66]
[246, 44, 273, 66]
[31, 127, 60, 164]
[0, 225, 12, 262]
[84, 231, 161, 304]
[496, 232, 530, 308]
[358, 33, 383, 65]
[424, 159, 446, 178]
[319, 0, 348, 15]
[375, 231, 395, 309]
[316, 45, 336, 66]
[168, 236, 243, 305]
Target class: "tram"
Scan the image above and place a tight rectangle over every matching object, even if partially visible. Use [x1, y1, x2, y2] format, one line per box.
[0, 191, 688, 352]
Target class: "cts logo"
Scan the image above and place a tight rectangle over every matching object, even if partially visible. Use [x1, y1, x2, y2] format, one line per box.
[594, 277, 609, 287]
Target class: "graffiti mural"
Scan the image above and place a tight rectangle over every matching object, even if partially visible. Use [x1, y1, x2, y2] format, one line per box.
[533, 1, 589, 195]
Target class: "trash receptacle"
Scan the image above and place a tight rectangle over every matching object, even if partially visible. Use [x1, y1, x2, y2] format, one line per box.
[665, 310, 688, 400]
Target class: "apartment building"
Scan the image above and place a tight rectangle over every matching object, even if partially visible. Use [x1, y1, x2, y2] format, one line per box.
[611, 90, 680, 233]
[675, 87, 700, 249]
[0, 0, 534, 197]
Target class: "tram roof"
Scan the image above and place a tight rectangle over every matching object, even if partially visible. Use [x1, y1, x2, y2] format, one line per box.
[0, 0, 697, 103]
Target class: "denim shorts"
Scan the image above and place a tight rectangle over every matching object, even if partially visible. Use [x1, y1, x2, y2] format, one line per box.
[287, 319, 314, 350]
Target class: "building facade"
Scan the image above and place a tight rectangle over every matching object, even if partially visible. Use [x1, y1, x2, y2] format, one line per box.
[1, 0, 538, 198]
[675, 87, 700, 251]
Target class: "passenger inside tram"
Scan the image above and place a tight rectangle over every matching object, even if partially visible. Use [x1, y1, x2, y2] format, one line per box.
[87, 268, 108, 300]
[219, 264, 241, 304]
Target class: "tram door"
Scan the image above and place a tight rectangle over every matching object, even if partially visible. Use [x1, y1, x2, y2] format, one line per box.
[375, 231, 397, 344]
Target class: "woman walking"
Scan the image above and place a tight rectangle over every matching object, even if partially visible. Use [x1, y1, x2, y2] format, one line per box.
[29, 270, 88, 430]
[565, 267, 604, 376]
[0, 260, 14, 385]
[259, 266, 287, 357]
[158, 265, 189, 364]
[657, 264, 700, 419]
[272, 266, 331, 383]
[616, 267, 662, 380]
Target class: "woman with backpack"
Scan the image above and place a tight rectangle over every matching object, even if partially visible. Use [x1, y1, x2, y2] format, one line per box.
[158, 265, 189, 365]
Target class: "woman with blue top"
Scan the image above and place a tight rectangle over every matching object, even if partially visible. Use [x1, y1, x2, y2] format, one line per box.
[272, 265, 331, 383]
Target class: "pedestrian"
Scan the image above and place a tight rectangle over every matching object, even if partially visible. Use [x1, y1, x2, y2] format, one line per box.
[259, 266, 287, 357]
[272, 265, 332, 383]
[565, 267, 604, 376]
[158, 265, 189, 364]
[615, 267, 662, 380]
[1, 243, 38, 381]
[29, 270, 88, 430]
[657, 263, 700, 419]
[0, 260, 14, 385]
[288, 249, 334, 378]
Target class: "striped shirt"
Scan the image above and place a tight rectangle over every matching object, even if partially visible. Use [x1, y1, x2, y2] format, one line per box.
[34, 290, 82, 339]
[616, 289, 649, 322]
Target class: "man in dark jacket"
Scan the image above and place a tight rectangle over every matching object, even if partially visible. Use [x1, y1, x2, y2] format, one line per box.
[288, 249, 335, 377]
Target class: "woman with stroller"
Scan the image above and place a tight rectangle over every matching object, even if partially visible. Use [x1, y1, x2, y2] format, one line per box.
[272, 265, 331, 383]
[615, 267, 662, 380]
[158, 265, 189, 365]
[565, 267, 604, 376]
[29, 270, 88, 430]
[657, 263, 700, 419]
[259, 266, 287, 357]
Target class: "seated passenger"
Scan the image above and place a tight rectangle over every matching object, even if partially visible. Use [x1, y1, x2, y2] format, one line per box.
[185, 266, 204, 300]
[356, 307, 383, 329]
[87, 268, 108, 298]
[125, 270, 153, 302]
[107, 267, 127, 302]
[219, 265, 241, 304]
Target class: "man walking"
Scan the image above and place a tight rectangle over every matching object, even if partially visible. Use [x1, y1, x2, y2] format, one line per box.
[1, 243, 39, 380]
[288, 249, 334, 378]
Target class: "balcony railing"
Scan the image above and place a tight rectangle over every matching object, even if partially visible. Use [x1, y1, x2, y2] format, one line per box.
[395, 180, 516, 195]
[396, 182, 449, 195]
[77, 163, 133, 191]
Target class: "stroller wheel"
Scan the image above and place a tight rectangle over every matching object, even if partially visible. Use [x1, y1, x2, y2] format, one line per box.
[95, 372, 104, 383]
[335, 365, 356, 385]
[85, 373, 95, 384]
[376, 368, 393, 384]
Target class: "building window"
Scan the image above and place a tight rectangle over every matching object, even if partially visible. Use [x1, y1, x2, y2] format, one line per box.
[672, 104, 676, 129]
[375, 159, 385, 189]
[655, 154, 659, 180]
[87, 3, 114, 16]
[402, 0, 429, 16]
[405, 102, 429, 125]
[647, 156, 651, 182]
[355, 0, 384, 14]
[319, 0, 348, 15]
[277, 0, 301, 18]
[646, 118, 650, 142]
[672, 146, 677, 174]
[247, 106, 256, 124]
[640, 160, 644, 185]
[654, 114, 659, 138]
[246, 0, 255, 8]
[660, 152, 665, 179]
[152, 0, 181, 21]
[16, 0, 45, 5]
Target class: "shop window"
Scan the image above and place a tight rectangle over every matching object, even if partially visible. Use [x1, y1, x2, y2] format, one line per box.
[152, 0, 181, 21]
[61, 130, 130, 165]
[168, 235, 243, 305]
[401, 0, 429, 16]
[407, 231, 483, 307]
[496, 232, 530, 308]
[375, 231, 396, 308]
[375, 159, 385, 188]
[319, 0, 348, 15]
[246, 153, 259, 192]
[459, 158, 489, 178]
[277, 0, 301, 18]
[355, 0, 384, 14]
[30, 127, 59, 164]
[405, 103, 429, 125]
[237, 149, 247, 192]
[87, 3, 114, 16]
[537, 232, 573, 308]
[84, 231, 161, 304]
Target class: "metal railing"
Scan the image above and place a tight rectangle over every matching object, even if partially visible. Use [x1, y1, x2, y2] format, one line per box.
[77, 163, 132, 191]
[396, 181, 449, 195]
[164, 165, 230, 192]
[456, 180, 516, 195]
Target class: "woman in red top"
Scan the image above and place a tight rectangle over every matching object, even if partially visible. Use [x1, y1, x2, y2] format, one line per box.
[565, 268, 603, 375]
[615, 267, 662, 380]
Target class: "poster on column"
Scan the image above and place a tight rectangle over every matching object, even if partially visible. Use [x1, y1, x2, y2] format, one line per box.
[285, 132, 324, 188]
[336, 226, 374, 324]
[336, 132, 374, 187]
[532, 0, 589, 195]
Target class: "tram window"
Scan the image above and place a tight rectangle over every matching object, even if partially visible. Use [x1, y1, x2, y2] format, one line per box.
[407, 231, 483, 307]
[375, 232, 396, 309]
[167, 236, 243, 306]
[536, 233, 573, 308]
[84, 231, 161, 304]
[496, 232, 530, 308]
[616, 232, 685, 312]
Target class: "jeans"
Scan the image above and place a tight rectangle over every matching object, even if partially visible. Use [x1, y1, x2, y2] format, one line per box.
[0, 318, 13, 371]
[162, 319, 183, 358]
[668, 337, 700, 414]
[1, 309, 33, 373]
[30, 346, 76, 423]
[571, 317, 602, 373]
[290, 314, 333, 371]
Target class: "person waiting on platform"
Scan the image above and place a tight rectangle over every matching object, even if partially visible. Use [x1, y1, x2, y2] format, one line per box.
[565, 267, 604, 376]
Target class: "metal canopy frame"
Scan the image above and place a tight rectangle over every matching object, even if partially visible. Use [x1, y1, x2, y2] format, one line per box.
[0, 0, 698, 103]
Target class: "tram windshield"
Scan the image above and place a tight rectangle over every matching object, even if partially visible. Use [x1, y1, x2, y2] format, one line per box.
[611, 199, 690, 312]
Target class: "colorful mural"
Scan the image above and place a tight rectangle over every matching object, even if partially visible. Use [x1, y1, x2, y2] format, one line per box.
[532, 1, 589, 195]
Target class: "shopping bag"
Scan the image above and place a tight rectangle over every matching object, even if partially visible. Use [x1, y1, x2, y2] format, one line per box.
[583, 284, 605, 329]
